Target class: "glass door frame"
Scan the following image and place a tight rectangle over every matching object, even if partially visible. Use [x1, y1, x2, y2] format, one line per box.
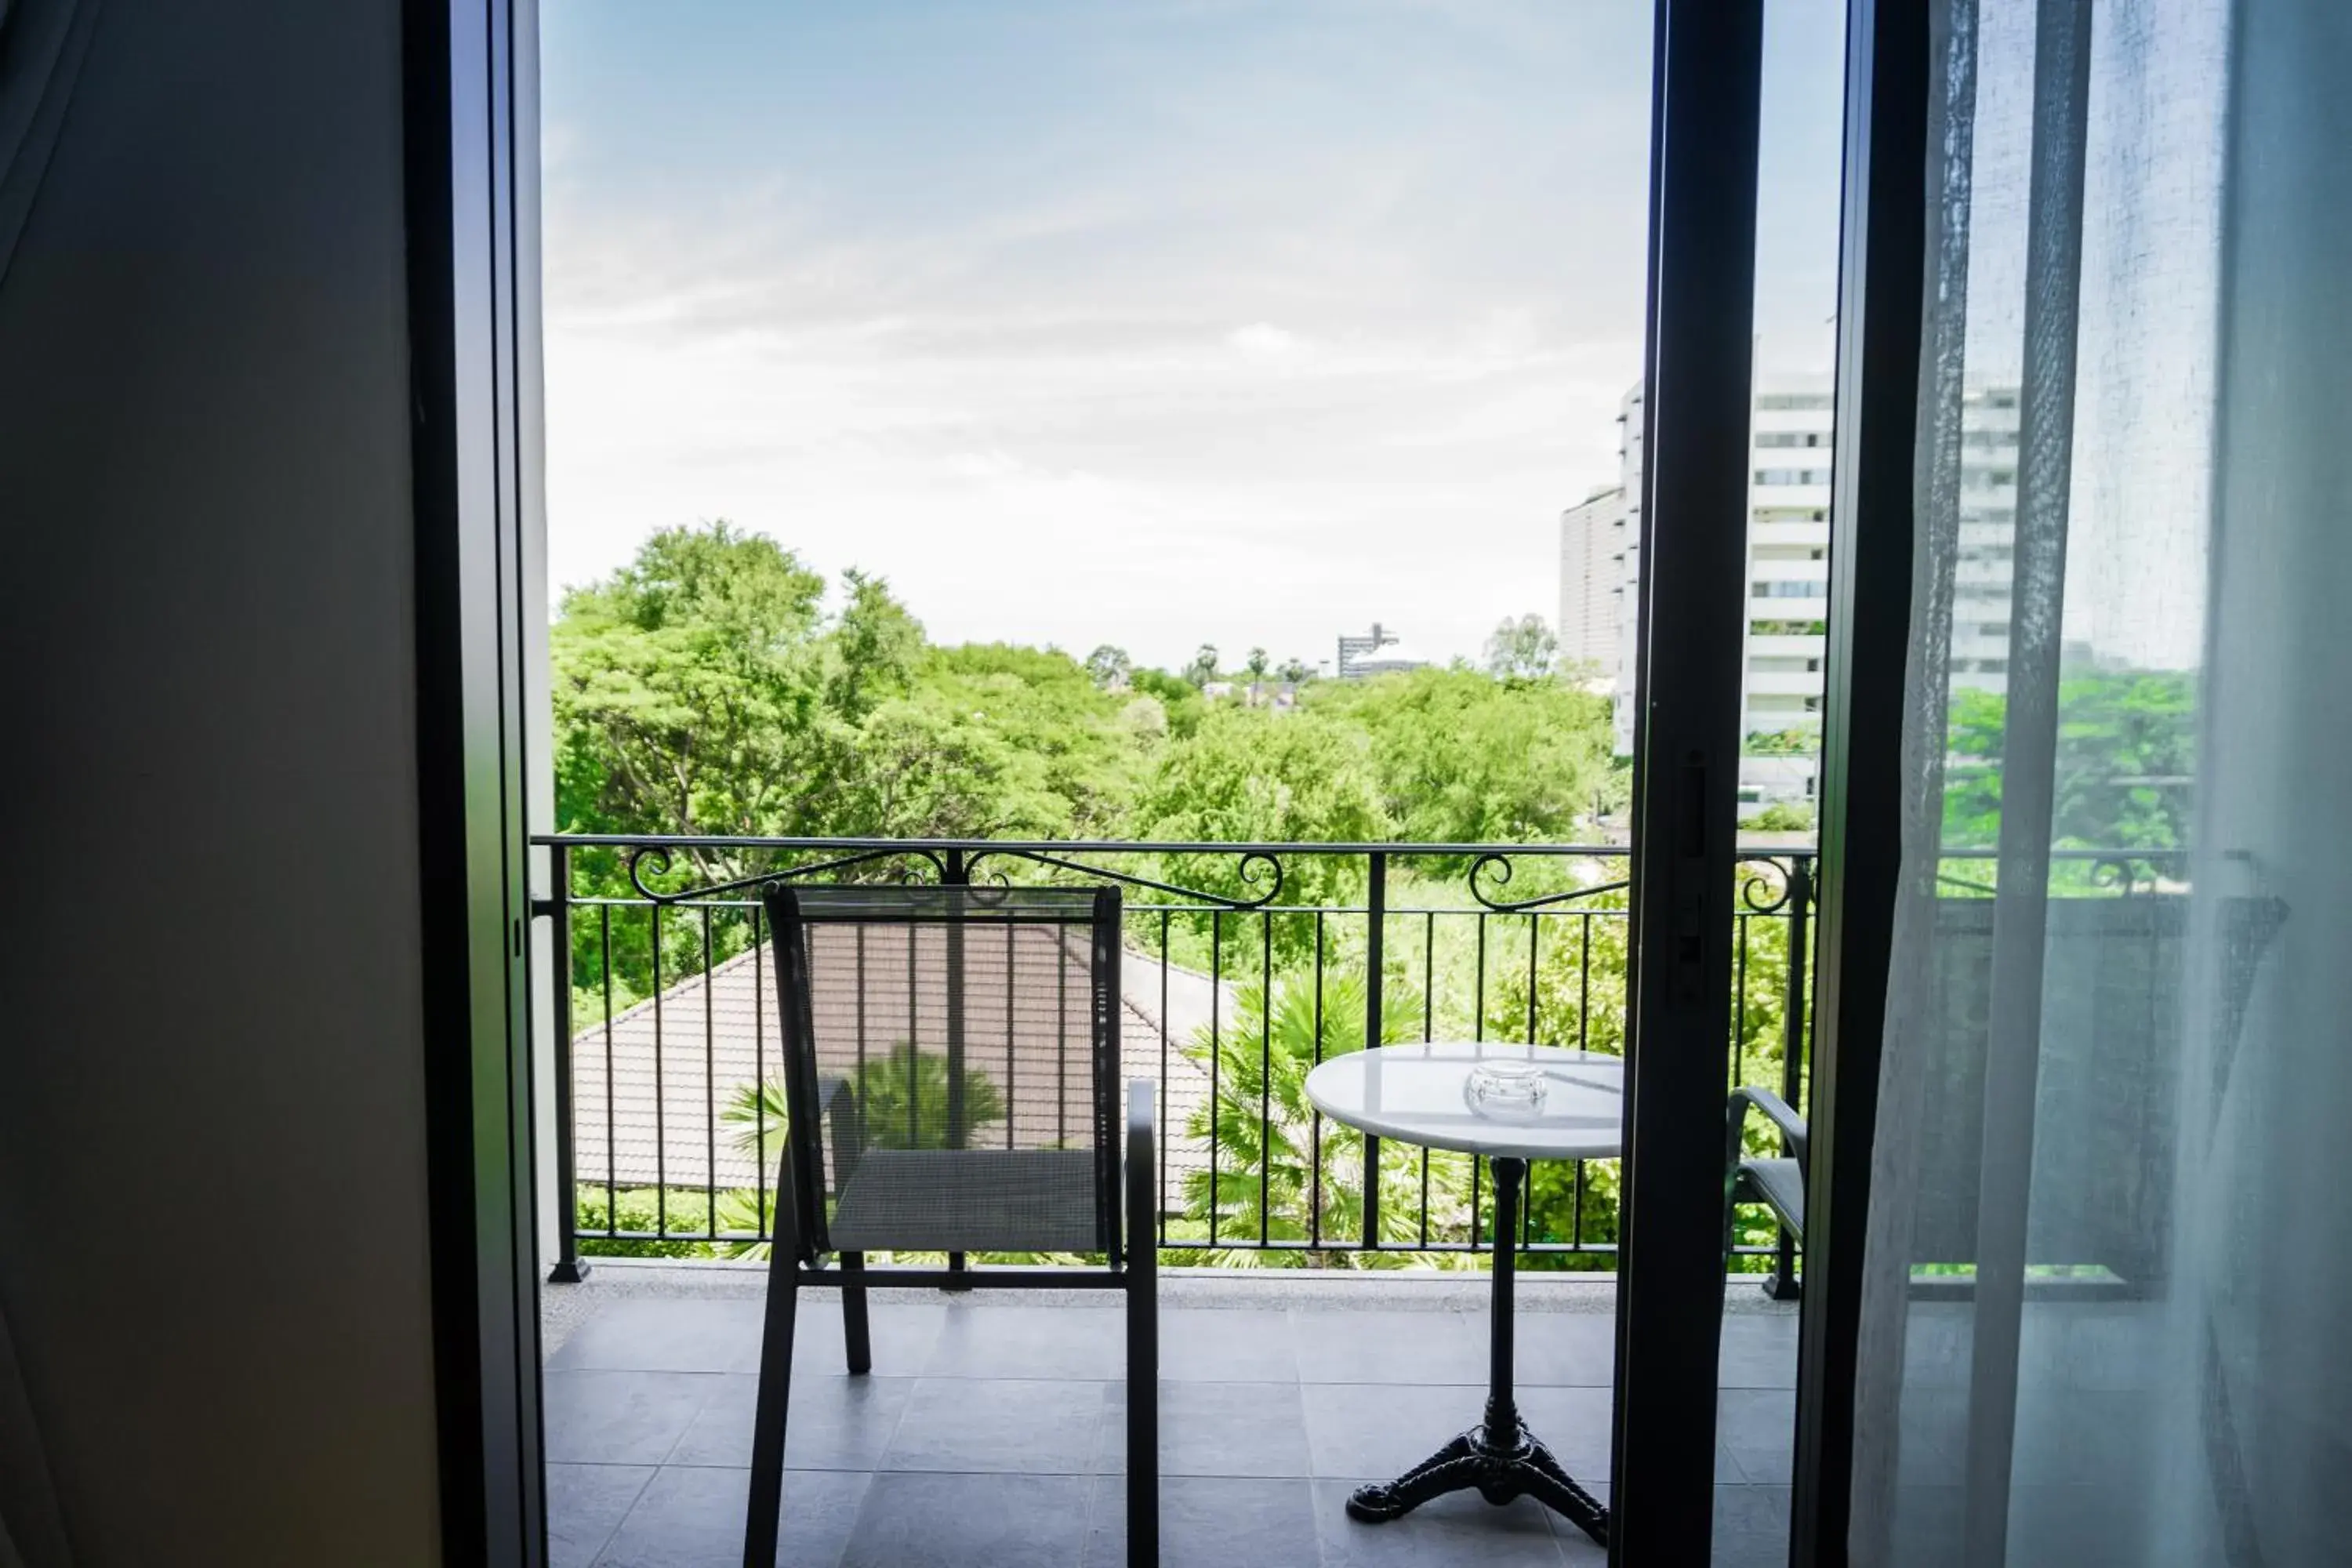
[1615, 1, 1929, 1563]
[1610, 2, 1767, 1562]
[1785, 0, 1930, 1563]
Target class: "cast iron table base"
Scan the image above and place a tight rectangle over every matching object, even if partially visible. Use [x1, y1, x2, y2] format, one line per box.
[1342, 1156, 1610, 1548]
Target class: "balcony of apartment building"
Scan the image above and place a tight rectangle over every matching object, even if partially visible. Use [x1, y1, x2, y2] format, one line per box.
[532, 834, 2207, 1567]
[535, 837, 1812, 1566]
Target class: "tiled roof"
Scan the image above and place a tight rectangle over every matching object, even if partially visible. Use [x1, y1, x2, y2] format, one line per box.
[569, 941, 1216, 1208]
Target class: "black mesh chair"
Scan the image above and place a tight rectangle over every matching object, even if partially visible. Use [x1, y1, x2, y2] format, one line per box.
[742, 884, 1158, 1567]
[1720, 891, 2290, 1294]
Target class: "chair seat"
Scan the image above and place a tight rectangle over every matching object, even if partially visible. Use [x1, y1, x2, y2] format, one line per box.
[1736, 1157, 1805, 1239]
[826, 1148, 1103, 1254]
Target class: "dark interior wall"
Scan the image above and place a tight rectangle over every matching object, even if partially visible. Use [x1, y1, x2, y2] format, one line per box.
[0, 2, 443, 1562]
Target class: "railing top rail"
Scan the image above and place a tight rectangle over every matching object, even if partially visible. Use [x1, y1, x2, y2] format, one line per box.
[532, 831, 1814, 859]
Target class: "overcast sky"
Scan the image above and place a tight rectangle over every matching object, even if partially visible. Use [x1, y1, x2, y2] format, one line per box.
[541, 1, 1849, 672]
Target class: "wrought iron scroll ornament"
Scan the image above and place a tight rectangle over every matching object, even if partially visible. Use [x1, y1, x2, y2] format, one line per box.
[962, 848, 1286, 910]
[624, 843, 947, 904]
[1736, 856, 1797, 915]
[620, 841, 1283, 909]
[1467, 852, 1630, 914]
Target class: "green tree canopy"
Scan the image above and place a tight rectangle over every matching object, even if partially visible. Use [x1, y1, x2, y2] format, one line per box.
[1309, 667, 1620, 843]
[1943, 672, 2194, 850]
[1483, 613, 1560, 681]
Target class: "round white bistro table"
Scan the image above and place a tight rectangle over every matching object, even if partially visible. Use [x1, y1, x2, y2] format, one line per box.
[1303, 1041, 1619, 1548]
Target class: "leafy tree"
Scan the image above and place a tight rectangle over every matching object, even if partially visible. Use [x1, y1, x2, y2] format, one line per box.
[1133, 706, 1389, 946]
[1178, 969, 1445, 1265]
[1084, 644, 1132, 688]
[1744, 727, 1819, 757]
[1276, 658, 1313, 685]
[1942, 672, 2194, 851]
[1184, 644, 1221, 687]
[1740, 800, 1815, 833]
[1128, 667, 1208, 738]
[1310, 668, 1621, 844]
[1483, 613, 1559, 681]
[1245, 647, 1271, 682]
[553, 522, 907, 881]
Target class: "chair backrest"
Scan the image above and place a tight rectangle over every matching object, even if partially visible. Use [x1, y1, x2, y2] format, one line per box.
[760, 883, 1123, 1258]
[1911, 890, 2285, 1283]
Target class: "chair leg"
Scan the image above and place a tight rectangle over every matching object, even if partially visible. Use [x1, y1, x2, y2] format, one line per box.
[743, 1191, 802, 1566]
[840, 1250, 873, 1375]
[1127, 1275, 1157, 1567]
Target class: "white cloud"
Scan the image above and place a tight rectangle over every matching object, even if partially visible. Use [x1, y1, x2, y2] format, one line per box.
[1227, 321, 1307, 361]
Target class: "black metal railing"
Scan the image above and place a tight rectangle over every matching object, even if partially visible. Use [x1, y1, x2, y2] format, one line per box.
[531, 834, 1818, 1285]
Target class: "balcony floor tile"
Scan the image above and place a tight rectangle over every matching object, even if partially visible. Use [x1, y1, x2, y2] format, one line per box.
[546, 1272, 1802, 1566]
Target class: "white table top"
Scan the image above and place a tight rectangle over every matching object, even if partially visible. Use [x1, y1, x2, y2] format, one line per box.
[1302, 1043, 1625, 1160]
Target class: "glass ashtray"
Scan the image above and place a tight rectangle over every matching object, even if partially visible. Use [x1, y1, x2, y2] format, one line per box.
[1463, 1060, 1549, 1123]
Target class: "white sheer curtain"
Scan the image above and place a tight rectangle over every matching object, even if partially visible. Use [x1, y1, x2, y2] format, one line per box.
[1850, 1, 2352, 1564]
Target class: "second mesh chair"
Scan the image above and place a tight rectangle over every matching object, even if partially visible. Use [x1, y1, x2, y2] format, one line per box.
[740, 884, 1158, 1567]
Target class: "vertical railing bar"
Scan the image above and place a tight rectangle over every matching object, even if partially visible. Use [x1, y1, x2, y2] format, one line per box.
[1471, 1143, 1483, 1254]
[1007, 922, 1018, 1152]
[1362, 853, 1385, 1249]
[1311, 910, 1326, 1251]
[1734, 897, 1752, 1087]
[1774, 855, 1813, 1297]
[1261, 909, 1273, 1247]
[1524, 910, 1540, 1044]
[1574, 1157, 1588, 1250]
[1475, 913, 1488, 1042]
[905, 921, 918, 1149]
[855, 921, 869, 1142]
[1578, 913, 1593, 1048]
[1159, 909, 1171, 1245]
[702, 906, 717, 1240]
[1054, 913, 1069, 1152]
[1419, 908, 1434, 1247]
[651, 902, 666, 1236]
[1209, 908, 1222, 1249]
[547, 851, 583, 1278]
[753, 902, 768, 1241]
[601, 902, 615, 1240]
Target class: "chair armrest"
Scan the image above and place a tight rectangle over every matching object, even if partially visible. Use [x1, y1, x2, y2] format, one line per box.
[1126, 1080, 1156, 1267]
[1726, 1086, 1806, 1167]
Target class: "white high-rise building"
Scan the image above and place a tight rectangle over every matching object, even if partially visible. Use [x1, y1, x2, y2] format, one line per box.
[1560, 376, 2017, 804]
[1740, 377, 1837, 802]
[1557, 485, 1625, 683]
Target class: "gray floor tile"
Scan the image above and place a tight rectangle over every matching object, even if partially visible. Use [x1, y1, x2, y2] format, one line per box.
[1098, 1380, 1313, 1477]
[1158, 1308, 1298, 1381]
[544, 1370, 724, 1465]
[1516, 1312, 1618, 1387]
[1085, 1475, 1323, 1568]
[927, 1303, 1127, 1380]
[593, 1465, 869, 1568]
[1312, 1479, 1567, 1567]
[1716, 1312, 1800, 1389]
[548, 1298, 760, 1374]
[791, 1298, 950, 1379]
[881, 1377, 1110, 1473]
[1302, 1382, 1501, 1479]
[1290, 1308, 1495, 1385]
[840, 1472, 1092, 1567]
[665, 1371, 914, 1471]
[1712, 1483, 1793, 1566]
[1716, 1388, 1795, 1486]
[546, 1463, 652, 1568]
[1513, 1385, 1617, 1481]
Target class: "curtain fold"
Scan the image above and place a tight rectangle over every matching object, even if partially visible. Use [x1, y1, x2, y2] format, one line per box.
[1841, 0, 2352, 1563]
